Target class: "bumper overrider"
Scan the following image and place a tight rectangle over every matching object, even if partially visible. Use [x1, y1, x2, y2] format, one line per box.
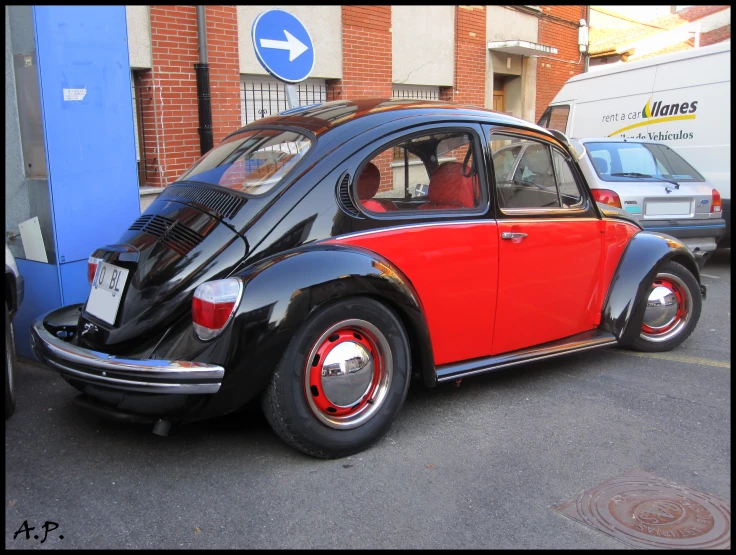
[30, 306, 224, 395]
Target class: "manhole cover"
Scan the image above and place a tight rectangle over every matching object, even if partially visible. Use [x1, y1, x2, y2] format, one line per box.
[555, 468, 730, 549]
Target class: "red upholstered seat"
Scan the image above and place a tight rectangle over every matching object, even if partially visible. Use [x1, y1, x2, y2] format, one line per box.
[357, 162, 397, 212]
[357, 162, 381, 200]
[418, 162, 477, 210]
[361, 199, 388, 212]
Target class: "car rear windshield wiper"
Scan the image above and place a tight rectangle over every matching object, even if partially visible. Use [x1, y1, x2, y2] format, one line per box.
[610, 172, 680, 189]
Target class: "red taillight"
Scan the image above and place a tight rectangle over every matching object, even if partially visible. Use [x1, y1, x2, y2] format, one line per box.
[591, 189, 622, 209]
[192, 279, 243, 340]
[711, 189, 722, 213]
[87, 256, 102, 284]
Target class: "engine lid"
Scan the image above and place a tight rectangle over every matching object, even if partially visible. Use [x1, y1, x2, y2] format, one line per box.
[76, 198, 248, 352]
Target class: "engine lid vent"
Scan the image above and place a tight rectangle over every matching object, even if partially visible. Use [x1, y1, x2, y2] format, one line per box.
[128, 214, 204, 256]
[159, 185, 246, 220]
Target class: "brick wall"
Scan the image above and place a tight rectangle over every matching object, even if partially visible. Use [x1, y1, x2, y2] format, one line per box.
[444, 6, 486, 106]
[338, 6, 393, 99]
[701, 24, 731, 47]
[147, 5, 200, 188]
[535, 5, 586, 122]
[136, 5, 590, 190]
[144, 5, 242, 188]
[372, 150, 394, 194]
[205, 6, 242, 146]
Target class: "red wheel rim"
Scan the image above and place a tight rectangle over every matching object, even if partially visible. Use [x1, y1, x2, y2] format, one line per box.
[303, 319, 393, 430]
[307, 329, 381, 417]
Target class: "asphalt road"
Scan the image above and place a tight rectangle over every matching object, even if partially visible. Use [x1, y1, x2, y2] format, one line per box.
[5, 250, 731, 549]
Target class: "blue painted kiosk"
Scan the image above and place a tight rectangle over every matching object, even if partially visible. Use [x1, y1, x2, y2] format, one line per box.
[9, 6, 140, 359]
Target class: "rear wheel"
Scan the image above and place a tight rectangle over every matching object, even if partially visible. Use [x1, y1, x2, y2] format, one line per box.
[631, 261, 701, 353]
[261, 297, 411, 458]
[6, 302, 16, 419]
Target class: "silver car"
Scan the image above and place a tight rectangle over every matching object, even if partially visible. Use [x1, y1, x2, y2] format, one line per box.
[492, 137, 726, 265]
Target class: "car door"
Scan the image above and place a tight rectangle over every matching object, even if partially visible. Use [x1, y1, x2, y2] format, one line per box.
[488, 127, 604, 355]
[333, 124, 499, 366]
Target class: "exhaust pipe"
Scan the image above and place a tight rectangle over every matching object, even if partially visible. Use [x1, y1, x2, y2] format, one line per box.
[153, 418, 173, 437]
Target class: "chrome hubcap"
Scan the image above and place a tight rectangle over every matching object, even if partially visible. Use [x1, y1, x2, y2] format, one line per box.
[643, 285, 679, 330]
[304, 319, 392, 430]
[640, 273, 690, 343]
[321, 341, 374, 407]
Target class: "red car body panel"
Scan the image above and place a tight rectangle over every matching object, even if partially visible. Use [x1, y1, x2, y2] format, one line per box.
[492, 219, 604, 355]
[331, 222, 500, 366]
[601, 219, 641, 307]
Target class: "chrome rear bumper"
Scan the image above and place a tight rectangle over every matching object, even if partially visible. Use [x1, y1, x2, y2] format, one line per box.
[30, 306, 224, 394]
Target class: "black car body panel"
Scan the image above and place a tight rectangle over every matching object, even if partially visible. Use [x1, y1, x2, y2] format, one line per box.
[599, 231, 701, 345]
[596, 202, 643, 229]
[78, 200, 247, 353]
[147, 243, 435, 419]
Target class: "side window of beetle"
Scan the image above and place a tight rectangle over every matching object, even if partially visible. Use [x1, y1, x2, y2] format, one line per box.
[491, 135, 560, 209]
[355, 131, 482, 214]
[551, 149, 584, 208]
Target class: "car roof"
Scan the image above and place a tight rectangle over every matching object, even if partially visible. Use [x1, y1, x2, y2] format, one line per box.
[226, 98, 556, 141]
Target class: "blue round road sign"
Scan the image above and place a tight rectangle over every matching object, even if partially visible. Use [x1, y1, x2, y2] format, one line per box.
[251, 9, 315, 84]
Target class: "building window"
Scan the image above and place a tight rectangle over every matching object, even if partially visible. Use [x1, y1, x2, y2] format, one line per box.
[131, 70, 151, 187]
[390, 85, 441, 161]
[240, 75, 330, 125]
[392, 84, 440, 100]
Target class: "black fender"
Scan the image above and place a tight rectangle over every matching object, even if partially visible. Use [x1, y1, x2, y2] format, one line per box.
[599, 231, 701, 346]
[161, 243, 436, 418]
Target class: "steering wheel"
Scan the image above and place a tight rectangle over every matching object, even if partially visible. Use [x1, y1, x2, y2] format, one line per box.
[462, 148, 474, 178]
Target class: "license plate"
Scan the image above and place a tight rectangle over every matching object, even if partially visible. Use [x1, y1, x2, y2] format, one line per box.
[85, 262, 129, 325]
[645, 201, 692, 216]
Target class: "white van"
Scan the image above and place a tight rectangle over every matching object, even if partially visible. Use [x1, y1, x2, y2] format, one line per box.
[538, 41, 731, 247]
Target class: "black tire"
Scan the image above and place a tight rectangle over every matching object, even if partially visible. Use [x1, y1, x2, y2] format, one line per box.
[261, 297, 411, 458]
[6, 302, 16, 419]
[630, 261, 702, 353]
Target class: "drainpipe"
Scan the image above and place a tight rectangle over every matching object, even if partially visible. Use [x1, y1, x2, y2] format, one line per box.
[195, 5, 213, 154]
[583, 6, 591, 72]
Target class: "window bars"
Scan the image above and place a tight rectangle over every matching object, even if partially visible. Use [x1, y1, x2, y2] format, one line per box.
[240, 77, 334, 125]
[132, 71, 155, 187]
[391, 86, 440, 100]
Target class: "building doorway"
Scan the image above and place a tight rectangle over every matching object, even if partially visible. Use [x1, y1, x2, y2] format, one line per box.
[493, 74, 507, 113]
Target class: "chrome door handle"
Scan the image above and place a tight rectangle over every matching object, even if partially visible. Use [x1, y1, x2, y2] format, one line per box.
[501, 232, 528, 240]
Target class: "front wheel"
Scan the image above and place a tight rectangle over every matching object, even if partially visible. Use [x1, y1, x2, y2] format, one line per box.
[631, 261, 702, 353]
[261, 297, 411, 458]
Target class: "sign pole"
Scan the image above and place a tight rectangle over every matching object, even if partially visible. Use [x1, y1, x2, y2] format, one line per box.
[285, 84, 298, 109]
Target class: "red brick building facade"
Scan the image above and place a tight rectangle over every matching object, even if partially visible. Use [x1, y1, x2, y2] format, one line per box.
[535, 6, 587, 122]
[130, 5, 585, 198]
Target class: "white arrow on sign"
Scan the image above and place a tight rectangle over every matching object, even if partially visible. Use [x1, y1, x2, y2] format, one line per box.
[259, 30, 309, 62]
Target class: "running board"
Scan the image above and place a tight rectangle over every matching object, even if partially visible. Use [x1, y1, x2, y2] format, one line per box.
[435, 330, 617, 383]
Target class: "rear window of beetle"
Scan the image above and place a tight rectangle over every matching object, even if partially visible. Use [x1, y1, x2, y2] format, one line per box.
[178, 129, 312, 195]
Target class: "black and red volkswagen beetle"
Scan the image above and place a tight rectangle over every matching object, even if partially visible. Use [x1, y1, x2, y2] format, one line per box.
[31, 99, 705, 458]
